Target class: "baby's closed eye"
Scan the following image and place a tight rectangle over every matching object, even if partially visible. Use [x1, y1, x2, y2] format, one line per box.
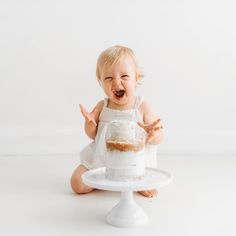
[104, 76, 112, 80]
[121, 74, 129, 79]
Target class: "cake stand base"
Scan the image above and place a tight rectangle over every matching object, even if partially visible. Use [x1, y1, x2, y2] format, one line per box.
[106, 190, 148, 227]
[82, 167, 173, 227]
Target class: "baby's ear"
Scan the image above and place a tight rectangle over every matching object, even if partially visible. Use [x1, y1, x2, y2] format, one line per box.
[136, 73, 143, 85]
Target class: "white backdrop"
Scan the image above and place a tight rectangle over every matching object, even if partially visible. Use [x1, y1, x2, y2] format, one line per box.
[0, 0, 235, 155]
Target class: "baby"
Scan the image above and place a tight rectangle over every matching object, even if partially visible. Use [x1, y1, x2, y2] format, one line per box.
[71, 45, 163, 198]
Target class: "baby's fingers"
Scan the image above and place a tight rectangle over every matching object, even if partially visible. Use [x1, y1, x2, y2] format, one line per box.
[79, 104, 89, 118]
[151, 118, 161, 127]
[80, 104, 97, 126]
[89, 118, 97, 127]
[137, 121, 145, 129]
[91, 106, 98, 115]
[154, 125, 163, 131]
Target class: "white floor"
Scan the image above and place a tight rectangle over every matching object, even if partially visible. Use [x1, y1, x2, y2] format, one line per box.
[0, 154, 235, 236]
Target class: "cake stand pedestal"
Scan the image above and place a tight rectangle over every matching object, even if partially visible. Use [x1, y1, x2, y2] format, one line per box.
[82, 167, 173, 227]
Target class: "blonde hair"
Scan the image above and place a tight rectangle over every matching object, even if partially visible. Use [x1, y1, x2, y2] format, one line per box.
[96, 45, 143, 82]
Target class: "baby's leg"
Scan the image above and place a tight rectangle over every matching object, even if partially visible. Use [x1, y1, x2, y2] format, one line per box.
[70, 164, 94, 194]
[138, 189, 158, 198]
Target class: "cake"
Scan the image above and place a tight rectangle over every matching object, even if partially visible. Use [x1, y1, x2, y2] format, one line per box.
[105, 120, 146, 181]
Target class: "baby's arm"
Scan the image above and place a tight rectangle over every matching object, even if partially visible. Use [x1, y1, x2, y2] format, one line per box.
[80, 100, 104, 140]
[139, 100, 163, 145]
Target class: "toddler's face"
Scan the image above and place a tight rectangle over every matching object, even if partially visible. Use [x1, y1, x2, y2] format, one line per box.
[100, 56, 138, 107]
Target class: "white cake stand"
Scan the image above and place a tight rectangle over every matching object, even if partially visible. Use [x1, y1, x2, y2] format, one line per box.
[82, 167, 173, 227]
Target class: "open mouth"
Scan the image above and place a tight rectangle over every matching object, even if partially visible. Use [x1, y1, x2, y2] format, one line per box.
[114, 89, 125, 98]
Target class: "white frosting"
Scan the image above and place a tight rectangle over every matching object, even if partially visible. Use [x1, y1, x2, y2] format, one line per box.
[108, 120, 136, 142]
[105, 150, 145, 181]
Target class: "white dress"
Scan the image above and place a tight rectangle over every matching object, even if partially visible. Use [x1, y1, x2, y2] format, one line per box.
[80, 96, 158, 169]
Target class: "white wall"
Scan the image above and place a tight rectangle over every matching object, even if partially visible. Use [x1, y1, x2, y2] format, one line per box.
[0, 0, 236, 155]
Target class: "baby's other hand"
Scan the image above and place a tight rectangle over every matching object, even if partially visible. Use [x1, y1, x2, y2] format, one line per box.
[79, 104, 97, 127]
[138, 119, 163, 143]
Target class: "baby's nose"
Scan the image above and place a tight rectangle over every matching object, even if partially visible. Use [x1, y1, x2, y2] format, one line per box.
[112, 77, 121, 85]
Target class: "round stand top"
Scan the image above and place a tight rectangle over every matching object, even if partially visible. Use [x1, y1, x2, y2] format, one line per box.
[82, 167, 173, 192]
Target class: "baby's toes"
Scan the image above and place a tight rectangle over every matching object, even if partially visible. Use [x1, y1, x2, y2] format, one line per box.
[138, 190, 158, 198]
[150, 189, 158, 197]
[138, 191, 151, 197]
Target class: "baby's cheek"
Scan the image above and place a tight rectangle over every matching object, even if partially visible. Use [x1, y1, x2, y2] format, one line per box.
[102, 85, 110, 94]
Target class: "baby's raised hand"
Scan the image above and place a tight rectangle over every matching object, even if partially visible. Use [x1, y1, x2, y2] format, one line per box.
[138, 119, 163, 143]
[79, 104, 97, 127]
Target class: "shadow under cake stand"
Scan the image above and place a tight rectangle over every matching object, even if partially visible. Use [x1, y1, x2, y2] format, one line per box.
[82, 167, 173, 227]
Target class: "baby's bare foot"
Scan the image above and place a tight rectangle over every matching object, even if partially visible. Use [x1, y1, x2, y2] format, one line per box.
[138, 189, 158, 198]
